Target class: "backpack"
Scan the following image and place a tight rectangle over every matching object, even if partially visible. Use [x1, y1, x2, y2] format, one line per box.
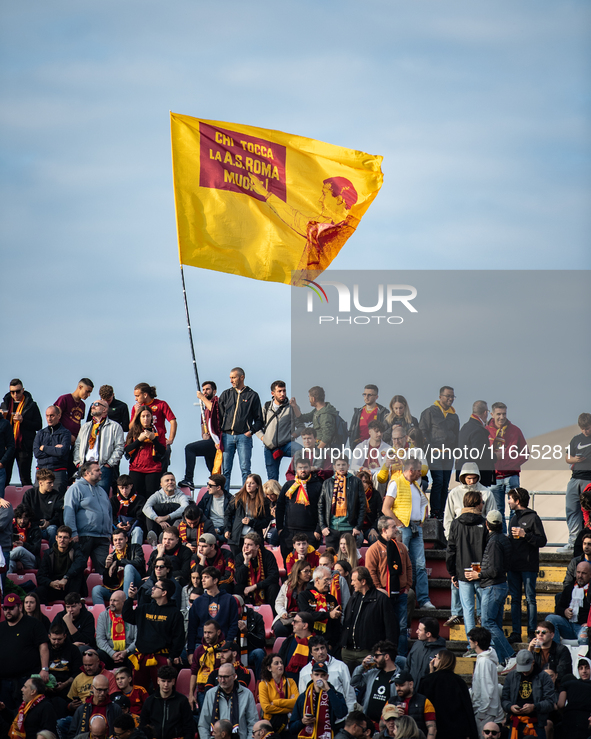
[331, 413, 349, 448]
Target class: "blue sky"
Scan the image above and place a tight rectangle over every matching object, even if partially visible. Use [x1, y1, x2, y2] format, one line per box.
[1, 1, 589, 486]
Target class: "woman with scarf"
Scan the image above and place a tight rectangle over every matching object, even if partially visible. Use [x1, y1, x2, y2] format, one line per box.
[384, 396, 420, 445]
[273, 560, 313, 636]
[289, 662, 347, 739]
[124, 406, 166, 498]
[224, 474, 272, 556]
[259, 654, 299, 736]
[110, 474, 146, 545]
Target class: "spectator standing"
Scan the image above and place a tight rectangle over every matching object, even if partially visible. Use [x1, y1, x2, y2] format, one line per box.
[561, 412, 591, 552]
[351, 641, 401, 722]
[286, 427, 334, 482]
[23, 469, 64, 548]
[139, 665, 194, 739]
[406, 617, 446, 688]
[74, 399, 124, 496]
[124, 405, 166, 499]
[277, 458, 323, 562]
[198, 663, 258, 739]
[2, 378, 42, 486]
[86, 384, 130, 489]
[224, 475, 272, 555]
[257, 380, 297, 481]
[54, 378, 94, 478]
[419, 386, 460, 519]
[349, 385, 389, 448]
[131, 383, 177, 475]
[384, 395, 420, 445]
[350, 421, 391, 474]
[63, 461, 112, 575]
[356, 470, 381, 545]
[291, 385, 340, 454]
[142, 472, 190, 541]
[0, 410, 15, 500]
[218, 367, 263, 486]
[500, 650, 555, 739]
[319, 456, 366, 551]
[455, 401, 495, 486]
[466, 626, 505, 735]
[506, 487, 547, 643]
[180, 380, 221, 488]
[33, 406, 71, 494]
[197, 473, 232, 544]
[486, 402, 529, 533]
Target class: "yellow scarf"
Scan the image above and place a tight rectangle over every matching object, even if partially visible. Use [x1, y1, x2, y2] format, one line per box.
[9, 695, 45, 739]
[197, 644, 217, 685]
[434, 400, 456, 418]
[109, 609, 126, 651]
[331, 473, 347, 517]
[286, 476, 310, 506]
[88, 418, 106, 449]
[10, 397, 26, 448]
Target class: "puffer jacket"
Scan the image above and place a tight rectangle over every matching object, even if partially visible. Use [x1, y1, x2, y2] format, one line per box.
[73, 417, 125, 468]
[479, 531, 511, 588]
[33, 422, 71, 470]
[318, 473, 366, 530]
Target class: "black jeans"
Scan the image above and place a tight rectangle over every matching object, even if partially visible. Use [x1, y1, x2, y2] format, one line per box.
[184, 438, 216, 482]
[78, 536, 110, 576]
[4, 448, 34, 486]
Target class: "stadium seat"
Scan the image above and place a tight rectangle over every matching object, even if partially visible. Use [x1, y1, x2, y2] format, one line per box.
[40, 541, 50, 553]
[196, 487, 208, 505]
[272, 637, 285, 654]
[142, 544, 153, 563]
[247, 669, 256, 698]
[87, 604, 106, 627]
[85, 573, 103, 604]
[176, 668, 192, 697]
[248, 604, 274, 639]
[317, 545, 326, 554]
[179, 485, 192, 498]
[4, 486, 31, 508]
[8, 572, 37, 587]
[269, 547, 286, 578]
[41, 603, 64, 619]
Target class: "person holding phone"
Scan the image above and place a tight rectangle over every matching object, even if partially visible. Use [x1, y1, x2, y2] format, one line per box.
[289, 662, 348, 739]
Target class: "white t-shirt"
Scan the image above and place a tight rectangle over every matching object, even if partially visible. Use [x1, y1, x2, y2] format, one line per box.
[385, 478, 424, 522]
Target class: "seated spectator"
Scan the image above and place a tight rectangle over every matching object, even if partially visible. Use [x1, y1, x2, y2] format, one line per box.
[298, 565, 342, 651]
[391, 670, 436, 739]
[204, 640, 251, 691]
[277, 458, 324, 563]
[189, 618, 225, 709]
[466, 627, 504, 736]
[113, 665, 148, 719]
[8, 676, 57, 739]
[124, 578, 184, 690]
[178, 503, 216, 556]
[338, 532, 362, 568]
[319, 455, 366, 550]
[187, 566, 239, 657]
[234, 594, 266, 679]
[356, 470, 381, 545]
[52, 593, 96, 650]
[110, 712, 138, 739]
[9, 503, 42, 573]
[556, 658, 591, 737]
[182, 568, 203, 610]
[334, 560, 352, 591]
[334, 710, 369, 739]
[33, 405, 71, 494]
[318, 550, 351, 614]
[527, 620, 572, 689]
[546, 560, 591, 644]
[418, 649, 478, 739]
[96, 590, 137, 670]
[285, 532, 320, 575]
[92, 530, 146, 605]
[564, 529, 591, 587]
[197, 473, 232, 545]
[142, 472, 189, 542]
[350, 420, 391, 474]
[23, 468, 64, 548]
[72, 714, 109, 739]
[406, 618, 446, 689]
[224, 474, 272, 556]
[110, 475, 146, 546]
[69, 674, 122, 739]
[124, 405, 166, 500]
[145, 526, 192, 588]
[278, 612, 315, 681]
[234, 532, 280, 611]
[573, 486, 591, 557]
[299, 635, 356, 712]
[351, 641, 401, 722]
[289, 661, 347, 739]
[140, 665, 194, 739]
[285, 427, 333, 482]
[262, 479, 281, 546]
[501, 650, 555, 739]
[258, 653, 299, 734]
[137, 554, 182, 609]
[35, 525, 87, 603]
[198, 663, 258, 739]
[191, 532, 235, 592]
[46, 621, 83, 713]
[67, 648, 118, 708]
[272, 560, 313, 637]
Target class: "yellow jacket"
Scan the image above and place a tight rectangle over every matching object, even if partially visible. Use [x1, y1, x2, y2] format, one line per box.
[258, 677, 298, 719]
[384, 472, 427, 527]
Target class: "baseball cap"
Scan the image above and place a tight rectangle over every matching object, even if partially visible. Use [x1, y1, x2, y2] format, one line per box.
[112, 693, 131, 709]
[515, 650, 534, 673]
[382, 705, 399, 720]
[311, 661, 329, 675]
[216, 641, 238, 652]
[3, 593, 21, 607]
[486, 510, 503, 525]
[198, 533, 217, 545]
[393, 670, 413, 685]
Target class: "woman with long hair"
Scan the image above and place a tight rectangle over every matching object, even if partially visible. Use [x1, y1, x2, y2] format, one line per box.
[338, 532, 362, 568]
[124, 405, 166, 497]
[334, 559, 352, 590]
[385, 396, 419, 442]
[419, 649, 478, 739]
[393, 715, 421, 739]
[262, 479, 281, 546]
[258, 653, 298, 736]
[272, 560, 313, 636]
[23, 592, 50, 632]
[224, 473, 272, 555]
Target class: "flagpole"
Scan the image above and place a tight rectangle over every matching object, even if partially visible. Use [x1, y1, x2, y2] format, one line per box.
[180, 264, 201, 391]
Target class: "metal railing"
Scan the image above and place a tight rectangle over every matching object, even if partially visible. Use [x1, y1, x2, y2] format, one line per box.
[521, 490, 566, 548]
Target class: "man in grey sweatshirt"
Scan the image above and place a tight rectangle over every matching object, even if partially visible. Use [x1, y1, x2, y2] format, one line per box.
[142, 472, 189, 541]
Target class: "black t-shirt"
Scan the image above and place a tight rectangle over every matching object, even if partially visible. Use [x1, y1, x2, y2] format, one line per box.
[366, 670, 392, 721]
[570, 433, 591, 480]
[0, 615, 48, 678]
[48, 641, 83, 686]
[517, 676, 535, 709]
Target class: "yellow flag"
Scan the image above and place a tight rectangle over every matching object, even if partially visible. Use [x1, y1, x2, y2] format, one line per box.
[171, 113, 383, 285]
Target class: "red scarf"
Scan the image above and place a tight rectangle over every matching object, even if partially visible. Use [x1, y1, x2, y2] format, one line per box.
[286, 636, 310, 672]
[309, 590, 329, 633]
[9, 397, 26, 449]
[298, 683, 332, 739]
[117, 491, 137, 516]
[109, 608, 127, 650]
[247, 548, 265, 605]
[286, 476, 310, 506]
[285, 546, 320, 575]
[9, 695, 45, 739]
[178, 521, 203, 544]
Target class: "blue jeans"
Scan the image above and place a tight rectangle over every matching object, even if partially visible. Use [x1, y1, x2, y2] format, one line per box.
[222, 433, 253, 487]
[458, 580, 482, 646]
[480, 582, 514, 663]
[507, 570, 537, 636]
[490, 475, 520, 533]
[451, 581, 462, 617]
[97, 465, 112, 495]
[545, 615, 588, 645]
[401, 524, 429, 606]
[42, 525, 58, 549]
[264, 442, 301, 481]
[393, 592, 409, 656]
[248, 648, 265, 679]
[92, 565, 142, 604]
[9, 546, 37, 572]
[429, 469, 452, 515]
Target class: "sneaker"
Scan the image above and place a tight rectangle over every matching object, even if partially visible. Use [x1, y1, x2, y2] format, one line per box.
[462, 648, 477, 658]
[178, 480, 195, 490]
[507, 632, 521, 644]
[499, 657, 517, 675]
[147, 531, 158, 547]
[557, 543, 573, 553]
[421, 600, 436, 610]
[444, 615, 462, 628]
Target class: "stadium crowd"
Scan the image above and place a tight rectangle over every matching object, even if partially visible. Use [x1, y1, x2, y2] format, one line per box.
[0, 374, 590, 739]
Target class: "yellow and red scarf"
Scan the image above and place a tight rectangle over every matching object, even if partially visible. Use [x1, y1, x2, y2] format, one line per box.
[285, 546, 320, 575]
[330, 573, 342, 607]
[9, 695, 45, 739]
[129, 649, 167, 670]
[9, 397, 25, 448]
[247, 548, 265, 605]
[510, 715, 537, 738]
[109, 608, 126, 651]
[116, 491, 137, 516]
[286, 636, 310, 672]
[309, 589, 329, 633]
[286, 476, 310, 506]
[298, 683, 332, 739]
[331, 473, 347, 517]
[197, 644, 218, 685]
[178, 521, 204, 544]
[88, 418, 106, 449]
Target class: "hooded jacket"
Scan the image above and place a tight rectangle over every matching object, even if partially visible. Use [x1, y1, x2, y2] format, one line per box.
[63, 478, 113, 539]
[407, 636, 447, 686]
[507, 507, 547, 571]
[470, 647, 504, 723]
[198, 683, 258, 739]
[22, 486, 64, 527]
[187, 588, 239, 652]
[446, 511, 488, 581]
[2, 390, 42, 451]
[257, 398, 294, 450]
[443, 462, 495, 538]
[318, 474, 366, 530]
[73, 417, 125, 468]
[501, 663, 555, 727]
[32, 422, 71, 470]
[298, 402, 339, 447]
[140, 689, 195, 739]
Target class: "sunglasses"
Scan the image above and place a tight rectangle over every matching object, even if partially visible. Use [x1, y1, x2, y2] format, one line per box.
[535, 630, 548, 635]
[482, 732, 499, 737]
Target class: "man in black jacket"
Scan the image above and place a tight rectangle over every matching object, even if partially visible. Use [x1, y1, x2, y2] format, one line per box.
[146, 527, 192, 588]
[319, 456, 366, 550]
[197, 474, 232, 544]
[139, 665, 194, 739]
[91, 529, 146, 605]
[298, 565, 342, 653]
[506, 487, 547, 643]
[8, 677, 57, 739]
[234, 532, 279, 611]
[0, 412, 15, 499]
[348, 385, 389, 448]
[23, 469, 64, 548]
[341, 566, 397, 670]
[33, 405, 71, 494]
[527, 620, 572, 689]
[8, 503, 42, 573]
[563, 529, 591, 587]
[467, 510, 515, 667]
[218, 367, 263, 487]
[546, 560, 591, 645]
[52, 592, 97, 649]
[277, 458, 323, 562]
[234, 595, 266, 678]
[501, 650, 555, 736]
[455, 400, 494, 486]
[47, 620, 83, 709]
[192, 532, 235, 592]
[2, 379, 42, 487]
[35, 525, 87, 602]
